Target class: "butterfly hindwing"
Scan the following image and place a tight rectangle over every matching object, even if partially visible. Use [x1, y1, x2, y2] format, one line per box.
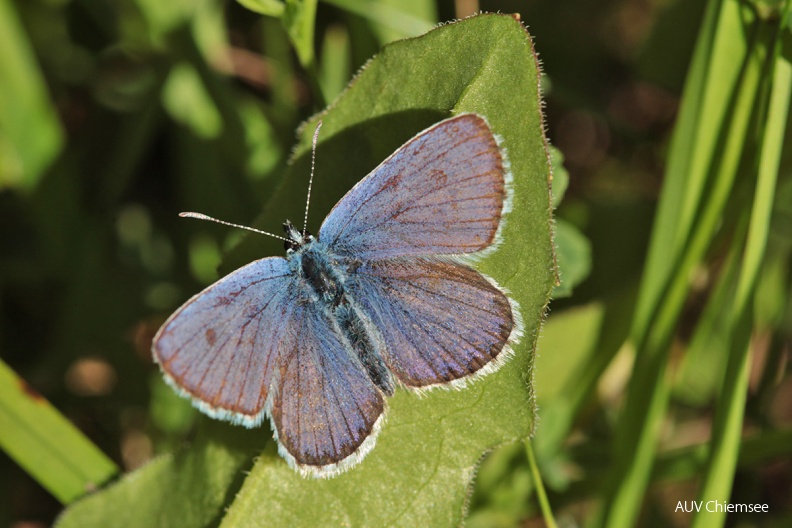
[269, 301, 385, 476]
[349, 257, 519, 388]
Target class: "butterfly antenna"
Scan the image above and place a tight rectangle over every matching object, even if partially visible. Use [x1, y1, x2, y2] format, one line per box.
[179, 212, 290, 243]
[303, 120, 322, 238]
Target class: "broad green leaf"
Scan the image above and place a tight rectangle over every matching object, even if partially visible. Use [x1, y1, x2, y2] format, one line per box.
[0, 0, 64, 189]
[57, 423, 257, 528]
[222, 13, 554, 526]
[0, 360, 117, 504]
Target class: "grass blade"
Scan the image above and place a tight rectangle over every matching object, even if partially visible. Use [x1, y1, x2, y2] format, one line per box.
[526, 440, 558, 528]
[692, 16, 790, 527]
[594, 2, 768, 525]
[0, 360, 118, 504]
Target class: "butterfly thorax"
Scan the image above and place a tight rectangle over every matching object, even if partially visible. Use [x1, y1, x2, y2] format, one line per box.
[284, 221, 346, 306]
[284, 220, 394, 395]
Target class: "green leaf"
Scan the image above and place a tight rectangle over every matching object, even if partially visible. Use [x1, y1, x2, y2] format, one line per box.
[0, 360, 118, 504]
[223, 13, 554, 526]
[318, 24, 351, 103]
[552, 219, 591, 298]
[56, 423, 257, 528]
[222, 373, 538, 527]
[595, 1, 778, 525]
[0, 0, 64, 189]
[58, 13, 555, 527]
[692, 18, 790, 527]
[323, 0, 436, 42]
[549, 147, 588, 298]
[237, 0, 286, 17]
[236, 0, 317, 72]
[631, 0, 748, 344]
[283, 0, 319, 70]
[549, 146, 568, 208]
[162, 63, 223, 139]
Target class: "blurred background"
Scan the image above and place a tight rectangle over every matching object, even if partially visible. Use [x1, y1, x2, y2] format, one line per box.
[1, 0, 790, 526]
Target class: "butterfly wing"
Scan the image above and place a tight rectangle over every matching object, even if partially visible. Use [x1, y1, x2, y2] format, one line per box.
[269, 300, 385, 476]
[320, 113, 518, 387]
[318, 114, 508, 260]
[154, 254, 385, 475]
[348, 257, 520, 388]
[152, 257, 295, 426]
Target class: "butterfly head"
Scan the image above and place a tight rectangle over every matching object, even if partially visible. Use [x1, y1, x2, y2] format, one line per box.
[283, 220, 314, 252]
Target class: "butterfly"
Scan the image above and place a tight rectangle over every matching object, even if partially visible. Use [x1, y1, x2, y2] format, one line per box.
[152, 113, 522, 477]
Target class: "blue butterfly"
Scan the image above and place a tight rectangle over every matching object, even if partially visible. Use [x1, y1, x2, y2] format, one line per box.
[152, 113, 522, 477]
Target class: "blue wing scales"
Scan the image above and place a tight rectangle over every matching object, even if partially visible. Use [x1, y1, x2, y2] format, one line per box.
[152, 257, 294, 426]
[349, 257, 519, 388]
[269, 301, 385, 475]
[319, 114, 508, 260]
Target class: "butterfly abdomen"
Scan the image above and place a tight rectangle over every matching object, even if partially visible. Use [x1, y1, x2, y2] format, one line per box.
[334, 301, 394, 396]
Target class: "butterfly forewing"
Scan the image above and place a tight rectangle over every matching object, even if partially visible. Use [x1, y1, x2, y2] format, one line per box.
[152, 257, 295, 425]
[319, 114, 506, 260]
